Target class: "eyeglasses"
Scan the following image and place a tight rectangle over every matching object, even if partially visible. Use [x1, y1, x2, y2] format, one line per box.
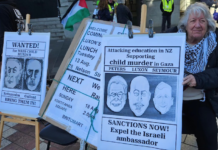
[109, 92, 124, 98]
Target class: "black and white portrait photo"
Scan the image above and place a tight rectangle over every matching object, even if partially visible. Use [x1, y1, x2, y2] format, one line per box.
[107, 75, 127, 112]
[128, 76, 151, 116]
[4, 58, 24, 89]
[153, 82, 174, 115]
[23, 59, 43, 92]
[107, 76, 127, 112]
[103, 73, 177, 121]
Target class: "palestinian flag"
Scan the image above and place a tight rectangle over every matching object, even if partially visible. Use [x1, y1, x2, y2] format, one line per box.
[61, 0, 90, 31]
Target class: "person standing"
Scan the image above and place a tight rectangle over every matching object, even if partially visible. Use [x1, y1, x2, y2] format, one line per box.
[160, 0, 174, 32]
[108, 0, 118, 18]
[97, 0, 113, 21]
[116, 0, 132, 24]
[96, 0, 118, 18]
[0, 0, 24, 62]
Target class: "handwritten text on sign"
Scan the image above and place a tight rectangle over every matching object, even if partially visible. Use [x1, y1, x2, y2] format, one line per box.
[69, 23, 113, 79]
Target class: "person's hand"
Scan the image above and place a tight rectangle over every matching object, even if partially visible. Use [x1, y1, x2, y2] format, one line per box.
[182, 74, 196, 87]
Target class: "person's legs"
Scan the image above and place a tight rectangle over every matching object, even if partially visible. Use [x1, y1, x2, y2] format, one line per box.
[183, 100, 217, 150]
[166, 15, 171, 29]
[161, 15, 167, 32]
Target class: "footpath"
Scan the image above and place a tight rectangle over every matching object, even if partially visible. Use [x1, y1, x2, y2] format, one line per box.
[0, 118, 206, 150]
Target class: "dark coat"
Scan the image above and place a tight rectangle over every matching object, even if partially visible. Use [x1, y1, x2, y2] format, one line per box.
[167, 27, 218, 117]
[200, 0, 217, 7]
[0, 1, 23, 59]
[116, 4, 132, 24]
[98, 8, 113, 21]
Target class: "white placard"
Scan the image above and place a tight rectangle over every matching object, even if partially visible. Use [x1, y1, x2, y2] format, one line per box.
[43, 22, 136, 146]
[0, 32, 50, 118]
[98, 33, 186, 150]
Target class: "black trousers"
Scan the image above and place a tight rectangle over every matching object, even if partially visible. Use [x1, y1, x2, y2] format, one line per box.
[161, 15, 171, 32]
[183, 100, 217, 150]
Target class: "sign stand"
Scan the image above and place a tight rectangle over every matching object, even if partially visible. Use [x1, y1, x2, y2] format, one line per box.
[0, 113, 40, 150]
[0, 14, 40, 150]
[140, 4, 147, 33]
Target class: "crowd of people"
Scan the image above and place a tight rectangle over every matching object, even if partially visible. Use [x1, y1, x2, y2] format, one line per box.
[94, 0, 174, 32]
[1, 0, 218, 150]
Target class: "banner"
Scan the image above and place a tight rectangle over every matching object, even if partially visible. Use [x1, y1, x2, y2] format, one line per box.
[0, 32, 50, 118]
[39, 18, 140, 146]
[98, 33, 186, 150]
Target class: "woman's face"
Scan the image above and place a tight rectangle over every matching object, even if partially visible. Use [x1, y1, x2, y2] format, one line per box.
[186, 12, 207, 43]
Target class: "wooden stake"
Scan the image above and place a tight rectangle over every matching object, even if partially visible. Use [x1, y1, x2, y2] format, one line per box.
[0, 114, 5, 147]
[35, 121, 40, 150]
[25, 14, 31, 32]
[140, 4, 147, 33]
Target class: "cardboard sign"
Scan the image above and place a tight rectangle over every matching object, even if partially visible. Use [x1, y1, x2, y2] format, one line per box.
[0, 32, 50, 118]
[39, 18, 140, 146]
[98, 33, 186, 150]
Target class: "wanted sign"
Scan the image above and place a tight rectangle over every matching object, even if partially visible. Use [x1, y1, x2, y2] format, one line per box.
[39, 18, 140, 146]
[98, 33, 186, 150]
[0, 32, 50, 118]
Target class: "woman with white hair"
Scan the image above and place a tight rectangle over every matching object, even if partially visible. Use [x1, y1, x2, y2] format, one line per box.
[167, 2, 218, 149]
[116, 0, 132, 24]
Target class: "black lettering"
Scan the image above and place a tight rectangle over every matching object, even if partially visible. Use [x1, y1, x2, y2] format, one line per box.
[92, 82, 100, 90]
[62, 85, 76, 95]
[68, 75, 84, 84]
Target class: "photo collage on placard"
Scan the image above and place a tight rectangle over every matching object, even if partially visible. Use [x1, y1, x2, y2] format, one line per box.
[4, 57, 43, 92]
[104, 73, 177, 121]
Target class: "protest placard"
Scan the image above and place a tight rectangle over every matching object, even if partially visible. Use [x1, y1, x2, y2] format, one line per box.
[0, 32, 50, 118]
[39, 18, 140, 146]
[98, 33, 186, 150]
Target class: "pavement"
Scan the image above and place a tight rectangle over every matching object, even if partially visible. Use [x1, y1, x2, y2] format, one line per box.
[0, 118, 208, 150]
[0, 121, 82, 150]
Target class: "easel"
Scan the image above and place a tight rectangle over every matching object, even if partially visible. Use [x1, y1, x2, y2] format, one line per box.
[0, 113, 40, 150]
[0, 14, 40, 150]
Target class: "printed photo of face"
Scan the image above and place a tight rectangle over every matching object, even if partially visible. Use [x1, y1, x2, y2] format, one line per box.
[25, 59, 42, 91]
[5, 58, 23, 89]
[107, 76, 127, 112]
[128, 76, 151, 116]
[153, 82, 174, 114]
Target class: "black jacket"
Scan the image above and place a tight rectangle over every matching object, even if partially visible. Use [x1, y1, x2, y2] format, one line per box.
[98, 8, 113, 21]
[160, 0, 174, 16]
[0, 0, 23, 58]
[116, 4, 132, 24]
[200, 0, 217, 8]
[167, 27, 218, 117]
